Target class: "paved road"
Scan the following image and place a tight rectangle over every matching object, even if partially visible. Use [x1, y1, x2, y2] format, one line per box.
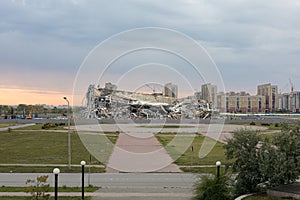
[0, 116, 298, 125]
[0, 173, 197, 188]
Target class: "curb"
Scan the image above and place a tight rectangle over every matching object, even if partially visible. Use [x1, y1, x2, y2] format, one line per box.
[235, 193, 255, 200]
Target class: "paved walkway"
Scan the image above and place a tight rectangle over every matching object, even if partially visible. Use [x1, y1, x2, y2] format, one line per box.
[0, 188, 193, 200]
[106, 132, 181, 172]
[0, 123, 35, 131]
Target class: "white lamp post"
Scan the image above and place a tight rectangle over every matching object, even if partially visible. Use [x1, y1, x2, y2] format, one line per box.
[53, 168, 60, 200]
[81, 160, 86, 200]
[216, 161, 221, 178]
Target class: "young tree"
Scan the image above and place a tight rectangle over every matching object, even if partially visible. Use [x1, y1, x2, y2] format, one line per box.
[26, 175, 50, 200]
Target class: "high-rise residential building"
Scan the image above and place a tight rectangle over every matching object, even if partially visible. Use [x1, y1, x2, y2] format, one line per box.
[164, 83, 178, 98]
[201, 83, 217, 106]
[278, 91, 300, 112]
[257, 83, 278, 112]
[217, 92, 266, 113]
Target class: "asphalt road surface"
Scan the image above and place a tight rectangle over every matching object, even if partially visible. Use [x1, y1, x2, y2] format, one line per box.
[0, 173, 197, 188]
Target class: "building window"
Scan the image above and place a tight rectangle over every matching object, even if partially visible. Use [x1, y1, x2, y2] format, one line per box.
[248, 97, 251, 109]
[259, 97, 262, 110]
[226, 97, 229, 111]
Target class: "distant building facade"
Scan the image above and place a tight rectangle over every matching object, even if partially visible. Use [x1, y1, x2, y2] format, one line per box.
[164, 83, 178, 98]
[194, 92, 202, 100]
[257, 83, 278, 112]
[217, 92, 266, 113]
[201, 83, 217, 107]
[278, 91, 300, 112]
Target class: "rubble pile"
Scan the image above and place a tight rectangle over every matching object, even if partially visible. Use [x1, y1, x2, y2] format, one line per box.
[84, 84, 214, 120]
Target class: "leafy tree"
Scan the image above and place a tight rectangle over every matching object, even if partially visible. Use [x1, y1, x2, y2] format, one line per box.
[225, 124, 300, 195]
[193, 175, 233, 200]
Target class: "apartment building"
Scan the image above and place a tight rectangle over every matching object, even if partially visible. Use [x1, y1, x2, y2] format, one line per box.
[278, 91, 300, 112]
[201, 83, 217, 107]
[257, 83, 278, 112]
[217, 92, 266, 113]
[164, 83, 178, 98]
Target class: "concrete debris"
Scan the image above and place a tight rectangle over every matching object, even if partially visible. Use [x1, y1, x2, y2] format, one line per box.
[83, 84, 216, 120]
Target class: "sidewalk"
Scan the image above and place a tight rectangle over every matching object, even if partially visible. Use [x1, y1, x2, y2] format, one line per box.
[0, 123, 35, 131]
[0, 163, 105, 168]
[106, 132, 181, 173]
[0, 187, 193, 200]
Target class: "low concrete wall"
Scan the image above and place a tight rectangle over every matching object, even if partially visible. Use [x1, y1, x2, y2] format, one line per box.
[234, 193, 255, 200]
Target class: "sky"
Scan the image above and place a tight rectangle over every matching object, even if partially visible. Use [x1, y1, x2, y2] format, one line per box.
[0, 0, 300, 106]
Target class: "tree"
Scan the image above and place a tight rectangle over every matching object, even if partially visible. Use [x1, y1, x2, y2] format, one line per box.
[225, 124, 300, 195]
[224, 129, 262, 195]
[193, 175, 233, 200]
[25, 175, 50, 200]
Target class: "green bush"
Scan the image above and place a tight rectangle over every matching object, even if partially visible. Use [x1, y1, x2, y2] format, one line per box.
[261, 123, 271, 126]
[250, 122, 256, 125]
[41, 123, 55, 129]
[193, 175, 233, 200]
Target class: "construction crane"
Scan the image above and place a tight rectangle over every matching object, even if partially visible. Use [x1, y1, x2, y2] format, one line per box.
[145, 83, 163, 95]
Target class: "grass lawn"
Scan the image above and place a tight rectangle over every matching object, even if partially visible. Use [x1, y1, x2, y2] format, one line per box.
[139, 125, 194, 129]
[0, 124, 16, 128]
[0, 130, 98, 164]
[0, 166, 105, 173]
[15, 124, 66, 130]
[180, 166, 232, 174]
[156, 133, 228, 166]
[0, 186, 99, 192]
[0, 130, 117, 166]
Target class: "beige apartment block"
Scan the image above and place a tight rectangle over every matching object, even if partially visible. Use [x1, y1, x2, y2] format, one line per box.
[257, 83, 278, 112]
[217, 92, 266, 113]
[201, 83, 217, 107]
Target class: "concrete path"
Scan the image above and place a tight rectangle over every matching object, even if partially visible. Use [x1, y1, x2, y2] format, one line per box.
[106, 132, 181, 173]
[0, 188, 193, 200]
[0, 123, 35, 131]
[92, 188, 193, 200]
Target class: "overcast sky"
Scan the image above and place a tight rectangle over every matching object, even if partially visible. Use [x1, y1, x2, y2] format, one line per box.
[1, 0, 300, 105]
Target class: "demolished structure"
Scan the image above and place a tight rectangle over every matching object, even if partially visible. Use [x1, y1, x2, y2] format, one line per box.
[84, 84, 215, 120]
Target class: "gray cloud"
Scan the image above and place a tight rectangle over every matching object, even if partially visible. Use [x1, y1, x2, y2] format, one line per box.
[0, 0, 300, 95]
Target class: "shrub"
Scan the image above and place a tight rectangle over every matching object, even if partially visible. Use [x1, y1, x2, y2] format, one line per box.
[193, 175, 233, 200]
[250, 122, 256, 125]
[41, 123, 57, 129]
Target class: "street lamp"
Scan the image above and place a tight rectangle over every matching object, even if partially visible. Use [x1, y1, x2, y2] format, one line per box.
[81, 160, 86, 200]
[63, 96, 71, 170]
[53, 168, 60, 200]
[216, 161, 221, 178]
